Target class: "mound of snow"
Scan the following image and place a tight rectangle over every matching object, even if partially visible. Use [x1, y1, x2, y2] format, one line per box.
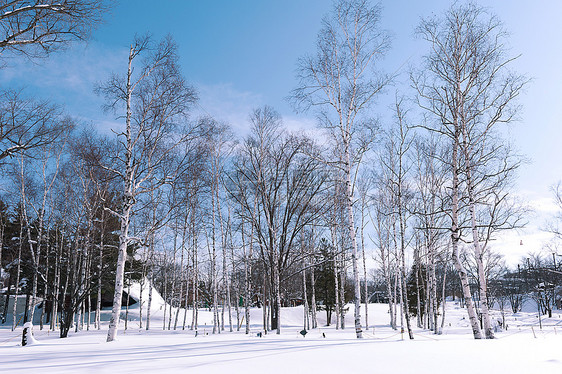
[125, 279, 166, 314]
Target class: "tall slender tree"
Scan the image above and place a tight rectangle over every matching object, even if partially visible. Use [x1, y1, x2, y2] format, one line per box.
[413, 2, 526, 339]
[291, 0, 391, 338]
[96, 35, 197, 342]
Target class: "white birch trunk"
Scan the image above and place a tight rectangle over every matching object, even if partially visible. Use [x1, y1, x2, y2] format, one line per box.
[224, 250, 232, 333]
[330, 224, 340, 330]
[182, 264, 189, 330]
[399, 239, 414, 339]
[124, 264, 131, 331]
[392, 262, 399, 329]
[450, 137, 482, 339]
[428, 243, 437, 333]
[461, 127, 494, 339]
[339, 259, 346, 330]
[51, 229, 61, 331]
[96, 212, 104, 330]
[397, 265, 404, 339]
[310, 263, 317, 329]
[139, 273, 144, 329]
[177, 217, 187, 330]
[40, 241, 49, 330]
[162, 250, 168, 331]
[302, 264, 309, 331]
[86, 251, 92, 331]
[191, 232, 199, 331]
[344, 139, 362, 339]
[414, 244, 423, 329]
[242, 220, 252, 334]
[106, 221, 131, 341]
[210, 188, 219, 334]
[382, 245, 395, 330]
[229, 216, 239, 332]
[262, 271, 267, 334]
[439, 261, 448, 333]
[12, 222, 23, 331]
[361, 209, 369, 330]
[146, 256, 154, 331]
[106, 45, 136, 343]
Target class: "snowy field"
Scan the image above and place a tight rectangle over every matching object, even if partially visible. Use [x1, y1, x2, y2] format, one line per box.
[2, 287, 562, 373]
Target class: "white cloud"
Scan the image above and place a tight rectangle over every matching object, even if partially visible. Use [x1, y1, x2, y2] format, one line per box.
[1, 42, 126, 91]
[0, 42, 128, 130]
[193, 83, 321, 138]
[491, 227, 556, 267]
[283, 115, 317, 134]
[486, 190, 561, 266]
[194, 83, 263, 134]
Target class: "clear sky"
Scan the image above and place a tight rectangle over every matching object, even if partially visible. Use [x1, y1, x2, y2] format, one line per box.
[1, 0, 561, 264]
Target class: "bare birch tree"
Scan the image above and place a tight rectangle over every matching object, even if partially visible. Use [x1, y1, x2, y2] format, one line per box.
[291, 0, 390, 338]
[377, 99, 414, 339]
[370, 188, 396, 330]
[413, 2, 526, 339]
[411, 136, 448, 334]
[0, 91, 69, 165]
[96, 35, 197, 342]
[0, 0, 109, 59]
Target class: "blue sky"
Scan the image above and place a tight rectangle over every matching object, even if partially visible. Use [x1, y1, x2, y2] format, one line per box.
[2, 0, 561, 262]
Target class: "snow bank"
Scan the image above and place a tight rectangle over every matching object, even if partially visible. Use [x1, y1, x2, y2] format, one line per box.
[125, 279, 166, 314]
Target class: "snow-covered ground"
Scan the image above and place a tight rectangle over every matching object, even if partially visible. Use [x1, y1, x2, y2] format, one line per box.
[1, 287, 561, 373]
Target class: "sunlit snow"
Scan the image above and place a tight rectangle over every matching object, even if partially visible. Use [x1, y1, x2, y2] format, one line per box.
[1, 285, 561, 373]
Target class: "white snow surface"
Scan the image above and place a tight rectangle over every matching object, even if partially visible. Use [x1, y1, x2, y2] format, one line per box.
[2, 286, 562, 373]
